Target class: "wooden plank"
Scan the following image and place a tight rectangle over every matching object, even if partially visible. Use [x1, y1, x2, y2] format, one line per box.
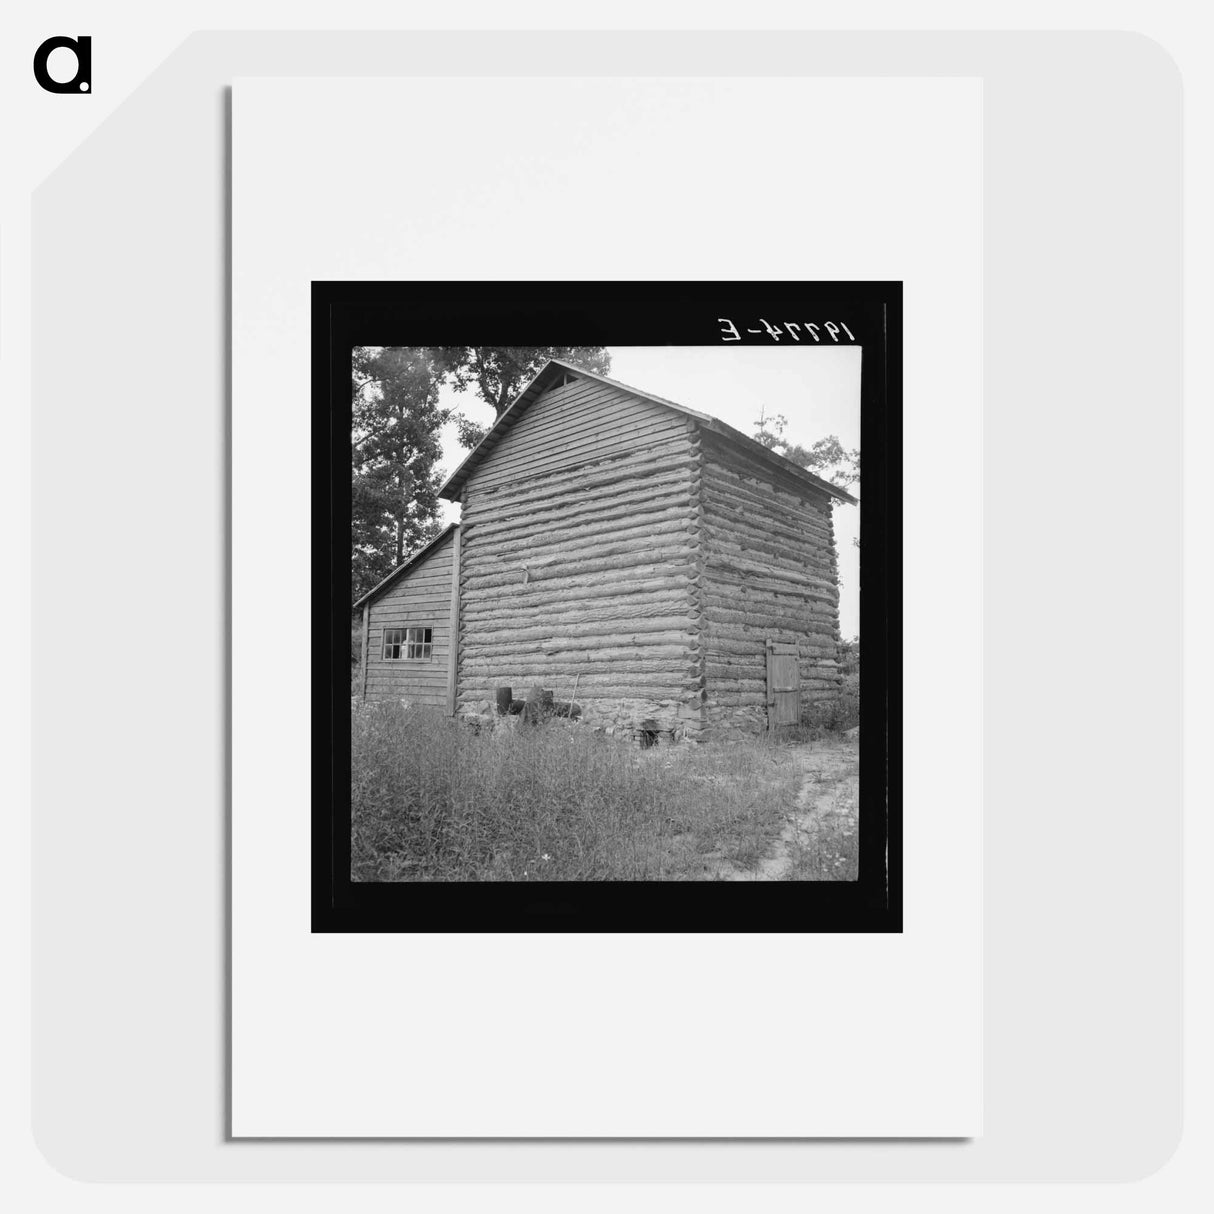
[377, 593, 453, 608]
[485, 393, 660, 450]
[496, 379, 645, 425]
[367, 682, 447, 694]
[447, 525, 461, 716]
[366, 678, 447, 688]
[776, 654, 800, 725]
[462, 642, 693, 664]
[368, 666, 449, 678]
[373, 568, 454, 591]
[463, 489, 693, 545]
[467, 517, 695, 566]
[467, 417, 687, 490]
[462, 553, 696, 594]
[688, 424, 709, 715]
[701, 428, 844, 505]
[372, 670, 450, 680]
[494, 409, 684, 459]
[360, 605, 369, 701]
[461, 594, 691, 626]
[373, 575, 452, 598]
[702, 480, 834, 542]
[526, 377, 630, 413]
[489, 380, 647, 434]
[369, 614, 451, 629]
[460, 444, 691, 517]
[368, 662, 448, 675]
[354, 527, 453, 605]
[461, 575, 693, 608]
[466, 615, 697, 646]
[369, 611, 451, 627]
[370, 598, 452, 615]
[765, 639, 774, 731]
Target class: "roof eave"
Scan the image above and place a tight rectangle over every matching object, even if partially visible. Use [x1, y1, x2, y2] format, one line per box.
[438, 356, 860, 507]
[695, 416, 858, 505]
[352, 523, 458, 611]
[438, 360, 559, 501]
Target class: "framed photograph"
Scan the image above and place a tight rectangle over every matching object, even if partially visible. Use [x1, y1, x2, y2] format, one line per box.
[313, 280, 901, 932]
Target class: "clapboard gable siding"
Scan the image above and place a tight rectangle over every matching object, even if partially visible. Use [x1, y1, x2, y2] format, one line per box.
[364, 530, 454, 706]
[695, 429, 842, 731]
[460, 376, 689, 497]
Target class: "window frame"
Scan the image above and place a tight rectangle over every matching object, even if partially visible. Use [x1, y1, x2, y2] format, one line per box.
[382, 625, 433, 661]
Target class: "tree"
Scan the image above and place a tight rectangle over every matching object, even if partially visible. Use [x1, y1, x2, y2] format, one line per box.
[350, 346, 614, 603]
[351, 346, 453, 601]
[753, 406, 860, 496]
[753, 407, 860, 554]
[441, 346, 612, 447]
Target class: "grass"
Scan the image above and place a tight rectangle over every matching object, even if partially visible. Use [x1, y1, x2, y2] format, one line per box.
[351, 703, 805, 881]
[799, 672, 860, 733]
[785, 757, 860, 881]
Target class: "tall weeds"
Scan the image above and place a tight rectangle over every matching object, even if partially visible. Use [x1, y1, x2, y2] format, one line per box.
[351, 704, 801, 881]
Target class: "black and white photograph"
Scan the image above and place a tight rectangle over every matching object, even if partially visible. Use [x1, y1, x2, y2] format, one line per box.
[314, 281, 899, 930]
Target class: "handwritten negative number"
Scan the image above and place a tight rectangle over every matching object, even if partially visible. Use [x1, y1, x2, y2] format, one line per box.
[717, 318, 857, 343]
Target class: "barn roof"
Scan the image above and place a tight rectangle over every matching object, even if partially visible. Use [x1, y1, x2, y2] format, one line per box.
[352, 523, 457, 611]
[438, 358, 859, 505]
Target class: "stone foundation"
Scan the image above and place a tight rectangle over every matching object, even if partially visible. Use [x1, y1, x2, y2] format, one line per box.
[460, 692, 705, 743]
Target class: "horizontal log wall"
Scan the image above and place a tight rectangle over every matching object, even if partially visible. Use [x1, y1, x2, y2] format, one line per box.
[364, 532, 454, 707]
[698, 430, 844, 733]
[458, 385, 703, 736]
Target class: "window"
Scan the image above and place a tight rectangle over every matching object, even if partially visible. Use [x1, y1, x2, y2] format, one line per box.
[383, 626, 432, 660]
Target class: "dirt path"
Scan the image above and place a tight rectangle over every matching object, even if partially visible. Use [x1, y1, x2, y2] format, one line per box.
[714, 734, 860, 881]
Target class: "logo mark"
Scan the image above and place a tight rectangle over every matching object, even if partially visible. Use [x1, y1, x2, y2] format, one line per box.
[33, 36, 91, 93]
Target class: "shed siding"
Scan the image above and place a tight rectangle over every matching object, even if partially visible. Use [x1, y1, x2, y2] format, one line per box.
[363, 532, 455, 706]
[457, 390, 703, 737]
[696, 429, 842, 732]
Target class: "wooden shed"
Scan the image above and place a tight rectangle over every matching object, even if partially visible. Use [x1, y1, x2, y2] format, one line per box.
[354, 523, 459, 710]
[354, 359, 856, 739]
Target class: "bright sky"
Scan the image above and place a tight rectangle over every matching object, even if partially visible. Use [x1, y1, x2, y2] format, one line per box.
[436, 346, 862, 638]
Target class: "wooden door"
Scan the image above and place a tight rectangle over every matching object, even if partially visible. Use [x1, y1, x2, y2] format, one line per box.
[766, 641, 801, 727]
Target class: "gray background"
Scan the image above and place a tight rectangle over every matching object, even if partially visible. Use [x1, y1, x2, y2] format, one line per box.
[31, 31, 1181, 1181]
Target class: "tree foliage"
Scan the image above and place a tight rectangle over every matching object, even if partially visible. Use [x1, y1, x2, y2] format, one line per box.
[351, 345, 611, 603]
[440, 346, 612, 447]
[753, 407, 860, 554]
[351, 347, 453, 600]
[752, 407, 860, 496]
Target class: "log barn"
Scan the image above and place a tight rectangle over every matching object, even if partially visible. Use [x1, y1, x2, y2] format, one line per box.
[354, 358, 856, 740]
